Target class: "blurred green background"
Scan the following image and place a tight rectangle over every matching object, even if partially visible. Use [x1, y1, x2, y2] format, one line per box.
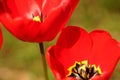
[0, 0, 120, 80]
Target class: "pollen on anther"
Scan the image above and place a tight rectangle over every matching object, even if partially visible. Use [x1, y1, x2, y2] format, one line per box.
[33, 16, 41, 22]
[66, 60, 102, 80]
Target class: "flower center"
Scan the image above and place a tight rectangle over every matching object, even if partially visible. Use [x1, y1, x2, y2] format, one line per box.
[32, 13, 46, 22]
[67, 60, 102, 80]
[33, 16, 41, 22]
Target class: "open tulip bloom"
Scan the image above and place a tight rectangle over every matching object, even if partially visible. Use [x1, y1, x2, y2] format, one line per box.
[46, 26, 120, 80]
[0, 0, 79, 42]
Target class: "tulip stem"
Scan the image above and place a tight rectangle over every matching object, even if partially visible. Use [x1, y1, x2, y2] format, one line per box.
[39, 42, 49, 80]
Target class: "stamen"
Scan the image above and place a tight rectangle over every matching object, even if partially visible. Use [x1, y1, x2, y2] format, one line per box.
[67, 60, 102, 80]
[33, 16, 41, 22]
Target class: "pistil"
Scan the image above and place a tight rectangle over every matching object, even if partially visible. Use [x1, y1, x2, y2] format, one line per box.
[67, 60, 102, 80]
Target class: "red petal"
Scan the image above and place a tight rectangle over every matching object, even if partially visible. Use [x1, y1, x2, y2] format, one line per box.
[0, 5, 71, 42]
[60, 77, 77, 80]
[1, 0, 80, 18]
[89, 30, 112, 54]
[1, 0, 19, 17]
[118, 43, 120, 59]
[53, 26, 92, 76]
[40, 5, 72, 41]
[0, 1, 4, 14]
[42, 0, 80, 15]
[46, 46, 66, 79]
[42, 0, 62, 15]
[46, 46, 78, 80]
[0, 13, 30, 41]
[1, 0, 41, 18]
[89, 30, 120, 76]
[0, 0, 79, 42]
[90, 72, 110, 80]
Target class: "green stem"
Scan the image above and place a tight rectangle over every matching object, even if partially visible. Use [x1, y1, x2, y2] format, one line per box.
[39, 43, 49, 80]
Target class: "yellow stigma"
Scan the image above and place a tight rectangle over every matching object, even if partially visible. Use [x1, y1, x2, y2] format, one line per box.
[33, 16, 41, 22]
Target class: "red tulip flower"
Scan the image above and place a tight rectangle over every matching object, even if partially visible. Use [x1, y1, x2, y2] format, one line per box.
[0, 0, 79, 42]
[46, 26, 120, 80]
